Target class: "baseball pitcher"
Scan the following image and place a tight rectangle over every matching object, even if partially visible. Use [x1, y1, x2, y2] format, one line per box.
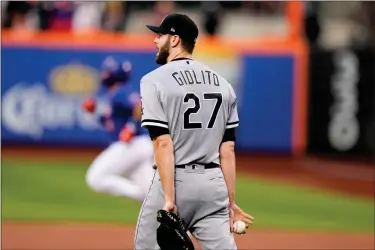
[82, 56, 154, 203]
[134, 14, 254, 250]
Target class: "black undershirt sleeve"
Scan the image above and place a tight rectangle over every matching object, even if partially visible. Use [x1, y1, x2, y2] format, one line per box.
[222, 128, 236, 142]
[145, 125, 170, 140]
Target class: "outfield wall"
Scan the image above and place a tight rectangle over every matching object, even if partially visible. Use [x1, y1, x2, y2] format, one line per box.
[307, 46, 375, 161]
[1, 32, 308, 155]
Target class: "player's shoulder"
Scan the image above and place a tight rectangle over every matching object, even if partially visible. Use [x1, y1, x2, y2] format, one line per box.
[140, 72, 154, 86]
[141, 65, 170, 83]
[141, 70, 154, 81]
[196, 61, 235, 91]
[141, 64, 177, 91]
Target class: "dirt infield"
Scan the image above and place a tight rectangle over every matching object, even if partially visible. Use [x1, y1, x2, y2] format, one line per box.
[2, 146, 374, 249]
[3, 223, 374, 250]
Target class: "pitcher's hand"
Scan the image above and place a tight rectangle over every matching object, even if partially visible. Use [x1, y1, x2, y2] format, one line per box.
[163, 201, 177, 214]
[230, 204, 254, 233]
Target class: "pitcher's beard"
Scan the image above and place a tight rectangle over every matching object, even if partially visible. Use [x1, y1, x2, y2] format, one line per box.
[155, 42, 170, 65]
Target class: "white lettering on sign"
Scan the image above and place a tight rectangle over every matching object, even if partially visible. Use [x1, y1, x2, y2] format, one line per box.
[2, 83, 100, 140]
[328, 50, 360, 151]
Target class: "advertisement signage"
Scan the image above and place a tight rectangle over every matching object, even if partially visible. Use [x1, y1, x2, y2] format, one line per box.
[307, 47, 375, 158]
[2, 40, 302, 153]
[1, 47, 158, 146]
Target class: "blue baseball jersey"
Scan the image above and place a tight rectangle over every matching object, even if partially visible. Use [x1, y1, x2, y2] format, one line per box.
[96, 84, 147, 143]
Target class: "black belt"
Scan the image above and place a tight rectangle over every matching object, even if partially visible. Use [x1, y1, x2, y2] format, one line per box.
[176, 162, 220, 169]
[153, 162, 220, 170]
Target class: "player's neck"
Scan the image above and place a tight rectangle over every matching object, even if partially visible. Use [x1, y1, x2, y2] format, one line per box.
[167, 50, 192, 63]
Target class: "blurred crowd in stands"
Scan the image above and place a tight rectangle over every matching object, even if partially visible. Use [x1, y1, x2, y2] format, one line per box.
[2, 1, 375, 48]
[1, 1, 284, 35]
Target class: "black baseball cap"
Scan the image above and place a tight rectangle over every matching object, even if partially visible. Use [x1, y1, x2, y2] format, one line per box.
[146, 13, 199, 45]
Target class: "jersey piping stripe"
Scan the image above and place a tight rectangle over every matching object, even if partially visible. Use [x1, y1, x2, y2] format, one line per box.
[226, 121, 239, 129]
[142, 119, 168, 125]
[134, 171, 156, 246]
[141, 119, 169, 129]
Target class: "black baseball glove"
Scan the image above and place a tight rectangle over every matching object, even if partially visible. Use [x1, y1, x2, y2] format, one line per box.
[156, 209, 194, 250]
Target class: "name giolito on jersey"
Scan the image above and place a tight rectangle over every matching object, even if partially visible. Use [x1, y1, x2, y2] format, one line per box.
[172, 69, 220, 86]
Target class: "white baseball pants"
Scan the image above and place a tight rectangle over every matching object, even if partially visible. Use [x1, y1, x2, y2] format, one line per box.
[85, 135, 154, 203]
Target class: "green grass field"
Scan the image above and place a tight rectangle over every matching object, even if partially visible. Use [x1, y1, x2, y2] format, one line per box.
[3, 158, 374, 233]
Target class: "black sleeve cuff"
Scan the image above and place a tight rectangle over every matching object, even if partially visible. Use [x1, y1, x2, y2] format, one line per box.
[145, 125, 170, 140]
[222, 128, 236, 142]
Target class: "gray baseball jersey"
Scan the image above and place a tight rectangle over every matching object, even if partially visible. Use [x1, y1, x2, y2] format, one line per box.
[140, 59, 239, 165]
[134, 58, 238, 250]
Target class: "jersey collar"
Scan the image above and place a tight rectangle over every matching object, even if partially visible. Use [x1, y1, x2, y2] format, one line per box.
[171, 57, 193, 62]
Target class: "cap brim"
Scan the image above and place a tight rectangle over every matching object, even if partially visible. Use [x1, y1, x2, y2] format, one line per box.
[146, 25, 163, 34]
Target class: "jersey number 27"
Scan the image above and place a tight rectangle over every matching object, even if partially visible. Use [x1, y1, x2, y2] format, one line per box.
[183, 93, 222, 129]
